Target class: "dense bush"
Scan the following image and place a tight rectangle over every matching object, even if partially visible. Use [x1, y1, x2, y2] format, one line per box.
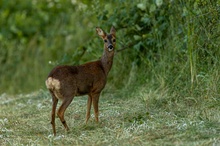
[0, 0, 219, 98]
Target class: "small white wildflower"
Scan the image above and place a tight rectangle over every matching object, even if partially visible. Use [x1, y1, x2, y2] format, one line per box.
[37, 103, 43, 109]
[27, 99, 32, 104]
[48, 134, 53, 138]
[54, 135, 65, 140]
[4, 118, 8, 123]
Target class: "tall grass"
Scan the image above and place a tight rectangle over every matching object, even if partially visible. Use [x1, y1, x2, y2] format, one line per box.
[1, 0, 219, 96]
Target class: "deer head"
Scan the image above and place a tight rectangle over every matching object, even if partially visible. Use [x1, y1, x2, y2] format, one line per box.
[96, 26, 116, 52]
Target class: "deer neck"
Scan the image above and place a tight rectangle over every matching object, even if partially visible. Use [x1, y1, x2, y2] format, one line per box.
[100, 48, 114, 76]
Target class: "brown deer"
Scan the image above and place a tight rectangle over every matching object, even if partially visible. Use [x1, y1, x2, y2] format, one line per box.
[45, 26, 116, 135]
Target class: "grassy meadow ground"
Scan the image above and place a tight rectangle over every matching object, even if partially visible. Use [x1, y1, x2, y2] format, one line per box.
[1, 1, 220, 145]
[0, 88, 219, 146]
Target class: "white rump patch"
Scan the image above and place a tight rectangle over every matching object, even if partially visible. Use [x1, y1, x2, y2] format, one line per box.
[45, 77, 61, 90]
[46, 77, 63, 99]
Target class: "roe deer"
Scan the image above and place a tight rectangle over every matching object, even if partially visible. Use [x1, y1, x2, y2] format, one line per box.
[45, 26, 116, 135]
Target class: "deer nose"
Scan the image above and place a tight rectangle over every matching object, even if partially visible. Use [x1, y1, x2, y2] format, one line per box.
[108, 45, 114, 51]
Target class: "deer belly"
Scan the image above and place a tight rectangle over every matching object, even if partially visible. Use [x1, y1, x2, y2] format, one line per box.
[76, 84, 92, 96]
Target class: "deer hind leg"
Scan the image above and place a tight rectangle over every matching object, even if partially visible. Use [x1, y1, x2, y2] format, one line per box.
[50, 90, 58, 136]
[86, 95, 92, 124]
[92, 93, 100, 123]
[57, 97, 73, 131]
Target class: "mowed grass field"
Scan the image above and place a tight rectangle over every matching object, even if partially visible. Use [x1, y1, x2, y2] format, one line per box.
[0, 89, 219, 146]
[1, 1, 219, 145]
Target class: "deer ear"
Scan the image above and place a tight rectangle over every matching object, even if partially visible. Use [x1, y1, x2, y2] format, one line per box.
[96, 27, 106, 38]
[110, 26, 116, 36]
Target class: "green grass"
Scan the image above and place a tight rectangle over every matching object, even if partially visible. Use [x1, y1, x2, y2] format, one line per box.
[0, 88, 219, 146]
[1, 1, 219, 145]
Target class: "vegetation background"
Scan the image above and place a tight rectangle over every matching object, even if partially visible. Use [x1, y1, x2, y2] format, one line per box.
[0, 0, 219, 145]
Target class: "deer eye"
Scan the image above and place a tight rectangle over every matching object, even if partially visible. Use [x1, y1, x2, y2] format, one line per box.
[112, 39, 116, 42]
[104, 39, 107, 43]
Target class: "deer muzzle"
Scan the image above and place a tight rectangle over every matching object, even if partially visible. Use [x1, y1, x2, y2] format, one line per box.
[108, 44, 114, 51]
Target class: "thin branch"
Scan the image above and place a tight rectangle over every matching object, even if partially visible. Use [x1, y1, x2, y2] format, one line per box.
[116, 42, 134, 53]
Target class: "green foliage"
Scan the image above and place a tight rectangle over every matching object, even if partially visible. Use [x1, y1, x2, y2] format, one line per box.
[0, 1, 219, 144]
[0, 0, 75, 39]
[95, 0, 220, 100]
[0, 0, 95, 93]
[0, 0, 220, 102]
